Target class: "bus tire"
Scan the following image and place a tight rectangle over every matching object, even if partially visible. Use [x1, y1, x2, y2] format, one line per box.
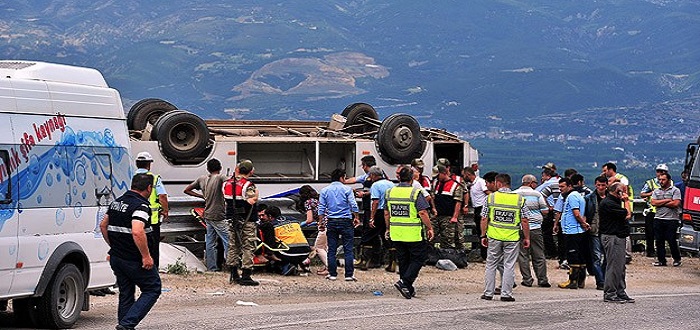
[150, 110, 187, 141]
[376, 113, 423, 164]
[156, 111, 210, 159]
[35, 263, 85, 329]
[342, 103, 379, 133]
[127, 98, 177, 131]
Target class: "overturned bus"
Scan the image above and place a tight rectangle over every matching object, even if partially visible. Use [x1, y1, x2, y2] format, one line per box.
[127, 99, 479, 237]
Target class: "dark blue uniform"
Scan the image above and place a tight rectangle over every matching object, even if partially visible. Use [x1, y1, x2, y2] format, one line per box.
[106, 190, 161, 329]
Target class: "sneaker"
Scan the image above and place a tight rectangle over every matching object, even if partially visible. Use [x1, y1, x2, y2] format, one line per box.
[652, 262, 667, 267]
[603, 296, 627, 304]
[619, 295, 635, 303]
[538, 282, 552, 288]
[394, 281, 412, 299]
[480, 294, 493, 300]
[520, 281, 533, 287]
[625, 257, 632, 264]
[500, 296, 515, 302]
[558, 261, 570, 270]
[596, 283, 604, 290]
[344, 276, 357, 282]
[673, 260, 682, 267]
[116, 325, 135, 330]
[325, 275, 337, 281]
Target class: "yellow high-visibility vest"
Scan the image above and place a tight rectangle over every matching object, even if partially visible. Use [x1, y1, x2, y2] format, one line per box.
[386, 186, 423, 242]
[486, 192, 523, 242]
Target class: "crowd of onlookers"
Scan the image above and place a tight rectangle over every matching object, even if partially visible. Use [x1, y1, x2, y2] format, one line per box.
[178, 155, 688, 302]
[97, 148, 690, 330]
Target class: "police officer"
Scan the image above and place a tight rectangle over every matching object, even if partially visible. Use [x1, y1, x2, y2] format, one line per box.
[385, 165, 434, 299]
[639, 164, 669, 257]
[100, 173, 161, 330]
[480, 173, 530, 302]
[134, 151, 169, 267]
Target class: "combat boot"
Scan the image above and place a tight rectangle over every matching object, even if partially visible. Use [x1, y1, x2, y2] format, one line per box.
[577, 264, 587, 289]
[229, 266, 240, 284]
[558, 266, 579, 289]
[239, 268, 259, 286]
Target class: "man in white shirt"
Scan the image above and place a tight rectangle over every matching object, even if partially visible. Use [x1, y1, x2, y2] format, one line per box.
[463, 167, 490, 260]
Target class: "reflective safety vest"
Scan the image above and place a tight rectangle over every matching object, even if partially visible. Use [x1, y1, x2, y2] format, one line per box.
[486, 191, 523, 242]
[645, 178, 660, 213]
[274, 220, 309, 250]
[146, 171, 162, 225]
[386, 186, 423, 242]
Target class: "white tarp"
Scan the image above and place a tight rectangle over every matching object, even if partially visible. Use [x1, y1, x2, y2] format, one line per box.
[159, 242, 207, 273]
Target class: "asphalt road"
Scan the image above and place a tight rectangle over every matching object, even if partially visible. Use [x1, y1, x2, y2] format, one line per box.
[3, 284, 699, 329]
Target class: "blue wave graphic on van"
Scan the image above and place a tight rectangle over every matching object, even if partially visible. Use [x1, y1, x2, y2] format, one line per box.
[0, 127, 131, 232]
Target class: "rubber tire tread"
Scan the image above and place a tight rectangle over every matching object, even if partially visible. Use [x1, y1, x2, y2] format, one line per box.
[127, 98, 177, 131]
[376, 113, 423, 164]
[34, 263, 85, 329]
[342, 103, 379, 134]
[156, 111, 210, 160]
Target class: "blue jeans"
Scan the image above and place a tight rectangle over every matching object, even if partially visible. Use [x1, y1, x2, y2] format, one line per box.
[326, 219, 355, 277]
[205, 219, 230, 271]
[589, 234, 605, 285]
[110, 255, 161, 328]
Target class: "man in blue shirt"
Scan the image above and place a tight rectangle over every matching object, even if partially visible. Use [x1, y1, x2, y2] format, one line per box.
[319, 169, 360, 281]
[554, 178, 589, 289]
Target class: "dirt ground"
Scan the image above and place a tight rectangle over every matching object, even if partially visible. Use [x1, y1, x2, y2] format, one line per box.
[99, 252, 700, 308]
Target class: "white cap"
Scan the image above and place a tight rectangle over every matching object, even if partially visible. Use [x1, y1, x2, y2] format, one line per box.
[136, 151, 154, 162]
[655, 163, 669, 172]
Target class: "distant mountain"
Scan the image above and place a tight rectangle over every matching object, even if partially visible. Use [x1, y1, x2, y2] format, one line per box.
[2, 0, 699, 132]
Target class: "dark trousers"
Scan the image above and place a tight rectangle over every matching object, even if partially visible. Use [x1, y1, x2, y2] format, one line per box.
[395, 240, 429, 292]
[150, 223, 161, 268]
[557, 231, 567, 264]
[542, 212, 557, 258]
[327, 219, 355, 277]
[654, 218, 681, 264]
[360, 210, 388, 249]
[472, 206, 487, 259]
[564, 233, 586, 265]
[110, 255, 162, 328]
[645, 212, 656, 254]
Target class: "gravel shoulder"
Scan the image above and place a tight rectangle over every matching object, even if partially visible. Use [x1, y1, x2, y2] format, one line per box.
[89, 252, 700, 308]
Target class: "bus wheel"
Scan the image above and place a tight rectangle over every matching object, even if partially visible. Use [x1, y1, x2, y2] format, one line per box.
[376, 113, 424, 164]
[342, 103, 379, 133]
[156, 111, 210, 159]
[150, 110, 187, 141]
[127, 98, 177, 131]
[34, 263, 85, 329]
